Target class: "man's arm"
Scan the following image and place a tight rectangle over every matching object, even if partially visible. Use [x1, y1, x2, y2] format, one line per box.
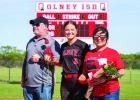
[21, 55, 27, 88]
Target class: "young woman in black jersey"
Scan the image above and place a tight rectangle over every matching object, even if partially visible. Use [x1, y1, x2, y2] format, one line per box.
[59, 20, 90, 100]
[44, 20, 90, 100]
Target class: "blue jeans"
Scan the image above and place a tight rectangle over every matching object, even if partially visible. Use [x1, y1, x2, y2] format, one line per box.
[23, 84, 52, 100]
[90, 90, 120, 100]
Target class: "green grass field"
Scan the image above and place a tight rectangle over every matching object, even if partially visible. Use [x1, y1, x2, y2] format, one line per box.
[0, 67, 140, 100]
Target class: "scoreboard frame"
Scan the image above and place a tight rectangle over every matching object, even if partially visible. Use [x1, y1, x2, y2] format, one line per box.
[36, 2, 108, 44]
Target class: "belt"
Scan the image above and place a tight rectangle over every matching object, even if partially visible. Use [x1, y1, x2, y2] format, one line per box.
[64, 73, 78, 79]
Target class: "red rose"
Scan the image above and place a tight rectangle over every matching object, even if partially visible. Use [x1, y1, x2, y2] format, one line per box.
[45, 39, 49, 44]
[44, 47, 53, 61]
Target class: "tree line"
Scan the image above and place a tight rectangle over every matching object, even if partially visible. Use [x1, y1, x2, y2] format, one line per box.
[0, 45, 140, 69]
[0, 45, 25, 67]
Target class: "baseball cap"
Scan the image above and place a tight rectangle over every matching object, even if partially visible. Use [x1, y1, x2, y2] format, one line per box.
[29, 17, 49, 27]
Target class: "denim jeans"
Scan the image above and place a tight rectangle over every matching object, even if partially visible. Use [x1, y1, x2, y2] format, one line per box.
[23, 84, 52, 100]
[90, 90, 120, 100]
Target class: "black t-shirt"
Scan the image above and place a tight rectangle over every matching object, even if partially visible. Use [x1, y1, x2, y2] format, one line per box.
[60, 39, 89, 74]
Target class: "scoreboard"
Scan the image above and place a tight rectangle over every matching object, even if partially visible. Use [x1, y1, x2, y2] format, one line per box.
[36, 2, 108, 44]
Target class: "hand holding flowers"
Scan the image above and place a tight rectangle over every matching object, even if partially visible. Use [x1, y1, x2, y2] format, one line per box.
[78, 62, 120, 99]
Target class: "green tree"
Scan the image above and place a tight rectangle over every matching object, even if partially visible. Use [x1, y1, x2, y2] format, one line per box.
[0, 45, 25, 67]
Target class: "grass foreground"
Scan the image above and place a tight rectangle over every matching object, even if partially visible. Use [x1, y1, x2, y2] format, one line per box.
[0, 67, 140, 100]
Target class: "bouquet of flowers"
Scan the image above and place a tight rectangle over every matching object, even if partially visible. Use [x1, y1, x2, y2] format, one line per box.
[44, 39, 54, 63]
[103, 63, 121, 78]
[44, 47, 53, 61]
[44, 39, 60, 65]
[79, 63, 121, 99]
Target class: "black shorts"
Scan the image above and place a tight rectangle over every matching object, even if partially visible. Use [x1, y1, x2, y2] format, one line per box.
[60, 75, 88, 100]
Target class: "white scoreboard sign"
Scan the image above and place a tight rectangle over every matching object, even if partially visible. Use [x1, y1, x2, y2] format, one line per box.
[36, 2, 108, 44]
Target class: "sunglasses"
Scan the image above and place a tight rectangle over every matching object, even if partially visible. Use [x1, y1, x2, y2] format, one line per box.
[33, 23, 40, 27]
[93, 35, 106, 40]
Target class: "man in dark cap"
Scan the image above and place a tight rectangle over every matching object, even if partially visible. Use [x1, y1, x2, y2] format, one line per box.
[21, 16, 60, 100]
